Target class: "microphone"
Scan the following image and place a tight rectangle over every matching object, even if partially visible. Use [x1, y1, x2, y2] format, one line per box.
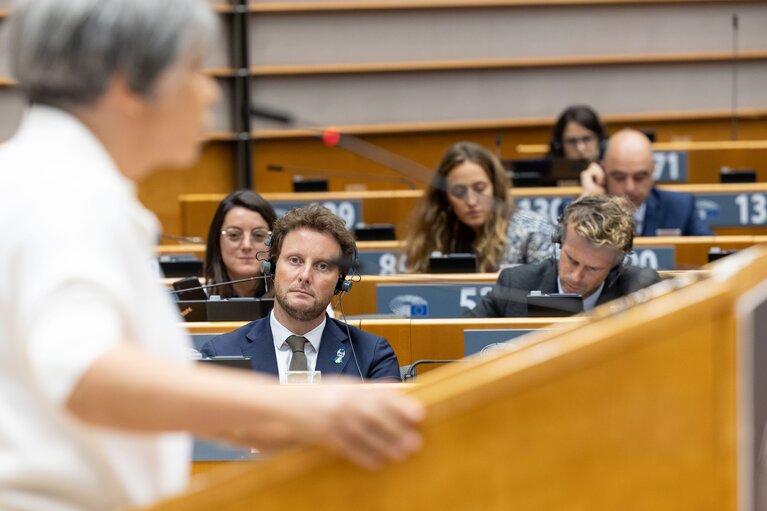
[403, 359, 466, 381]
[249, 105, 293, 125]
[160, 233, 205, 244]
[168, 275, 270, 296]
[267, 163, 417, 190]
[731, 13, 739, 141]
[250, 103, 434, 185]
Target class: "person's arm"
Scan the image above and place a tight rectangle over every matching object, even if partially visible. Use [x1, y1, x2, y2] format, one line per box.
[367, 336, 403, 382]
[67, 342, 424, 470]
[579, 162, 607, 197]
[463, 270, 512, 318]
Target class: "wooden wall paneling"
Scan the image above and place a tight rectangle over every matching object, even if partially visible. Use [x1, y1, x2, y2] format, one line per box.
[357, 319, 412, 365]
[142, 141, 236, 236]
[246, 3, 767, 67]
[251, 114, 767, 194]
[408, 317, 580, 361]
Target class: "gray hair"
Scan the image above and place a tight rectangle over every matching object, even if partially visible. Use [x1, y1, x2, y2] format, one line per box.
[8, 0, 217, 107]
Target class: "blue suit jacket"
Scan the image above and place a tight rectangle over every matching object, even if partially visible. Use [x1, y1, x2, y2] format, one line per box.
[641, 188, 713, 236]
[200, 314, 401, 381]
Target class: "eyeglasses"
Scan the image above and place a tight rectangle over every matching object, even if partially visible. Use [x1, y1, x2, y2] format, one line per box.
[221, 228, 270, 245]
[563, 134, 597, 147]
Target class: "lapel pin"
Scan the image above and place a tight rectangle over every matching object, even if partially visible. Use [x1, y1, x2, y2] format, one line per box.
[334, 347, 346, 364]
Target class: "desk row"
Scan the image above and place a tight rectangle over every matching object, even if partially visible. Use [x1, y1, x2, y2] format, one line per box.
[158, 235, 767, 276]
[178, 184, 767, 241]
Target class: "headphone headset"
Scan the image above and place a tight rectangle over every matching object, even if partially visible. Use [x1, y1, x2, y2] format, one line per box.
[553, 196, 634, 257]
[260, 233, 358, 295]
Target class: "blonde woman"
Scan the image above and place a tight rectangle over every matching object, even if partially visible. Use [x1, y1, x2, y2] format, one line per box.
[406, 141, 554, 273]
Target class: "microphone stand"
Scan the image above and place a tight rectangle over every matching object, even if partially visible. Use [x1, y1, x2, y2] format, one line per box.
[267, 163, 417, 189]
[250, 105, 434, 185]
[168, 275, 271, 296]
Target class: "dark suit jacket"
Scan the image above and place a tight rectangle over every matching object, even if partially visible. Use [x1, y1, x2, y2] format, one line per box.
[200, 314, 401, 381]
[641, 188, 713, 236]
[465, 259, 661, 318]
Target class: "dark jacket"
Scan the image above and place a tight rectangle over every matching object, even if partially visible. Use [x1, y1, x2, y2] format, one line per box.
[465, 259, 661, 318]
[200, 314, 401, 381]
[641, 188, 713, 236]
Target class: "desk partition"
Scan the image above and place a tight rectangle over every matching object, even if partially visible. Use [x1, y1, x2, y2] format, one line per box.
[178, 184, 767, 242]
[141, 246, 767, 511]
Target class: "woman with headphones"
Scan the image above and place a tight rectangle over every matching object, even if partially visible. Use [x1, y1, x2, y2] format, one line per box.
[405, 141, 554, 273]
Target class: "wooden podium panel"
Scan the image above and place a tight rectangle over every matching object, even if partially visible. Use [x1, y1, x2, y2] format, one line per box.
[138, 247, 767, 510]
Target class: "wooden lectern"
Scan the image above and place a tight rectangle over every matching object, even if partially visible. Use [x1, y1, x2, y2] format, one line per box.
[138, 246, 767, 511]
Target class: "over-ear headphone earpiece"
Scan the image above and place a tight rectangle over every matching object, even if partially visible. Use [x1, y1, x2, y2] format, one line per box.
[261, 233, 276, 281]
[598, 136, 607, 161]
[260, 231, 358, 295]
[335, 243, 358, 295]
[550, 136, 562, 157]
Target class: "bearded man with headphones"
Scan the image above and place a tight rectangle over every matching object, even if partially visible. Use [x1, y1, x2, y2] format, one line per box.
[466, 195, 661, 318]
[201, 204, 401, 381]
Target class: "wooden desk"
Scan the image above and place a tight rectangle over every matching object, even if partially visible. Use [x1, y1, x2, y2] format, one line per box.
[179, 190, 420, 241]
[157, 236, 767, 273]
[178, 184, 767, 240]
[186, 317, 586, 367]
[342, 270, 698, 317]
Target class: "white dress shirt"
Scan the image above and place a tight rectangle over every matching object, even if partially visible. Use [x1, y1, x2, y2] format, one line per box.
[270, 310, 326, 382]
[0, 106, 191, 511]
[633, 202, 647, 236]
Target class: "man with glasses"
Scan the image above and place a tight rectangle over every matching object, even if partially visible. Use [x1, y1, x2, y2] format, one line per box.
[579, 129, 713, 236]
[201, 204, 403, 382]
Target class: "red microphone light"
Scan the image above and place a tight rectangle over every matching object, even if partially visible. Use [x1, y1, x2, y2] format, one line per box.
[322, 129, 341, 147]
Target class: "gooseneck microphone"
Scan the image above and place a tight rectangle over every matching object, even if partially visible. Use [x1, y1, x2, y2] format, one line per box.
[250, 104, 434, 185]
[267, 163, 418, 190]
[168, 275, 270, 296]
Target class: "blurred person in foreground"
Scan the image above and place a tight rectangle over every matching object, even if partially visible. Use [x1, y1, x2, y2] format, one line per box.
[0, 1, 423, 510]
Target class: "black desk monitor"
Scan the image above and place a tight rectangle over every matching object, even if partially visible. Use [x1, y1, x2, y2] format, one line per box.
[159, 255, 204, 278]
[208, 298, 274, 322]
[172, 276, 207, 301]
[505, 158, 589, 187]
[198, 356, 252, 371]
[176, 298, 275, 322]
[354, 223, 397, 241]
[176, 300, 208, 322]
[293, 177, 328, 192]
[526, 293, 584, 317]
[720, 168, 757, 184]
[428, 253, 477, 274]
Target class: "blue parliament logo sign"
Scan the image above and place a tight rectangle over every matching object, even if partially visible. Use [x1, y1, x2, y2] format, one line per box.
[388, 294, 429, 317]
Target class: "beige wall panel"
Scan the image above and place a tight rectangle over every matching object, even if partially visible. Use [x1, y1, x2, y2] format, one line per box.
[248, 3, 767, 65]
[0, 88, 25, 142]
[250, 61, 767, 127]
